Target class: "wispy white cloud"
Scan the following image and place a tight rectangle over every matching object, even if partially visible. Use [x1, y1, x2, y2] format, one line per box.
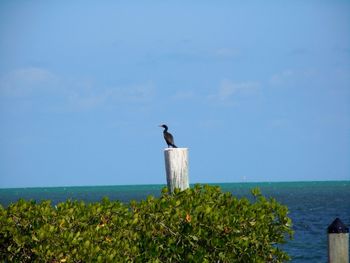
[269, 69, 319, 88]
[208, 79, 260, 105]
[122, 82, 155, 102]
[65, 81, 156, 111]
[0, 67, 155, 111]
[269, 70, 294, 86]
[0, 67, 59, 97]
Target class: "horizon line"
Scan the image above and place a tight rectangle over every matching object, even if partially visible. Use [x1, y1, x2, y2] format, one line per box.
[1, 179, 349, 190]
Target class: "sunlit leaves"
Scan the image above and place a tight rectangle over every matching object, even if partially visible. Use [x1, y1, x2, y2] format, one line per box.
[0, 184, 293, 262]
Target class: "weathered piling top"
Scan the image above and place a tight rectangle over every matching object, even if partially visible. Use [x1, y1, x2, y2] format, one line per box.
[328, 218, 349, 233]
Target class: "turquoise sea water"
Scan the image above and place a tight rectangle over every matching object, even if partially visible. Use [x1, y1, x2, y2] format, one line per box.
[1, 181, 349, 262]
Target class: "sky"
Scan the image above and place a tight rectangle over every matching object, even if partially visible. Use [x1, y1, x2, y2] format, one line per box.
[0, 1, 349, 188]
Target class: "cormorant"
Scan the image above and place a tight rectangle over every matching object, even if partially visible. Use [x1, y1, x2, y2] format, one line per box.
[159, 124, 177, 148]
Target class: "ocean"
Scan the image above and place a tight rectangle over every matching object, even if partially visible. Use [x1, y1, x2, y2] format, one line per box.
[0, 181, 349, 262]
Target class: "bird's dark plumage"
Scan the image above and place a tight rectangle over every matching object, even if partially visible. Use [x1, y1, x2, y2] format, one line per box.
[159, 124, 177, 148]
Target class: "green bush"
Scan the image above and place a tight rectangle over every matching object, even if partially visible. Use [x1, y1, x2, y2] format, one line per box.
[0, 184, 293, 262]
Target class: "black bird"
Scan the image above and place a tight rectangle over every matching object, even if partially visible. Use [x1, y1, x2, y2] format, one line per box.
[159, 124, 177, 148]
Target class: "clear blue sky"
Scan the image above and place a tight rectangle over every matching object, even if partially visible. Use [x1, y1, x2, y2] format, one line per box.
[1, 1, 349, 188]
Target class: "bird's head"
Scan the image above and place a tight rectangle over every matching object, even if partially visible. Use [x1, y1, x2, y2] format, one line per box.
[159, 124, 168, 129]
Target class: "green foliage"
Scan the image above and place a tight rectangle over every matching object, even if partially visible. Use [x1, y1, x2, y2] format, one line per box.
[0, 185, 293, 262]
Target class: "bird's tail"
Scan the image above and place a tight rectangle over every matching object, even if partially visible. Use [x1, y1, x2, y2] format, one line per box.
[171, 144, 177, 148]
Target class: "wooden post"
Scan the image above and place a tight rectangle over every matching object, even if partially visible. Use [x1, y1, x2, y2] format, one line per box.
[328, 218, 349, 263]
[164, 148, 189, 193]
